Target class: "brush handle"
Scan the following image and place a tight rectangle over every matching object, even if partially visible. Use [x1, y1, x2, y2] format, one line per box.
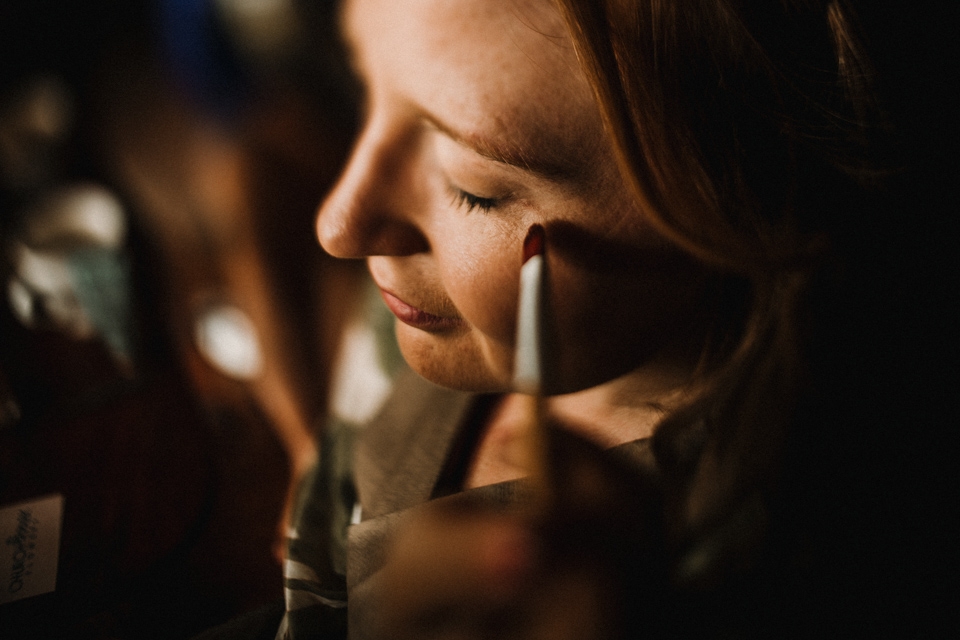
[513, 253, 544, 395]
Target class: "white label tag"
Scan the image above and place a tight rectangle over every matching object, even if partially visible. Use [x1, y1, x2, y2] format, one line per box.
[0, 494, 64, 604]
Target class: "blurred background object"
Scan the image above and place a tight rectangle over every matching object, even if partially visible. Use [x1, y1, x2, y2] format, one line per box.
[7, 182, 134, 369]
[1, 0, 362, 637]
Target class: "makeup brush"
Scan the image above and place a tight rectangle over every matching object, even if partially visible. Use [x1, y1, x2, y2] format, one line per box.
[513, 224, 551, 505]
[514, 224, 545, 395]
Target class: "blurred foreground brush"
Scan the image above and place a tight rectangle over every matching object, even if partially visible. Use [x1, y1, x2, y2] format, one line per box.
[513, 223, 552, 509]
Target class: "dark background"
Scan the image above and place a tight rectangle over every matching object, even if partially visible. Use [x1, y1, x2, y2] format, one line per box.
[1, 1, 360, 637]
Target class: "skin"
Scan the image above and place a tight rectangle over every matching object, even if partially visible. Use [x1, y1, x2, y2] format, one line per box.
[317, 0, 714, 406]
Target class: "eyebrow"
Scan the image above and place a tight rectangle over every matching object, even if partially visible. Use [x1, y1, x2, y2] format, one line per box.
[420, 111, 577, 182]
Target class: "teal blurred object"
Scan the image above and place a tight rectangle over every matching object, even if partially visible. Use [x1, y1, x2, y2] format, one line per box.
[67, 245, 134, 367]
[6, 183, 136, 370]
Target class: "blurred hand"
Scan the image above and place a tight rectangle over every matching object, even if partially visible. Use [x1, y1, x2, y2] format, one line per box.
[378, 503, 614, 640]
[376, 428, 664, 640]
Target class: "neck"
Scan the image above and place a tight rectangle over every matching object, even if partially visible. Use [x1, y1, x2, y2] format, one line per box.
[547, 363, 693, 448]
[465, 362, 695, 489]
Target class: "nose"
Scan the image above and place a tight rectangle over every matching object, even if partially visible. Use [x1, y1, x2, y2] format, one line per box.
[316, 117, 429, 258]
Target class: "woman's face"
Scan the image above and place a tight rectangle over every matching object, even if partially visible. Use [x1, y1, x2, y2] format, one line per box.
[318, 0, 711, 393]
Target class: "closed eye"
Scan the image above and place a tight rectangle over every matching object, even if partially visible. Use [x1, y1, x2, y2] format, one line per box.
[451, 188, 498, 213]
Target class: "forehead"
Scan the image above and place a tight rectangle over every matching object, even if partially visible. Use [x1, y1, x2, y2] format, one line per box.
[343, 0, 605, 177]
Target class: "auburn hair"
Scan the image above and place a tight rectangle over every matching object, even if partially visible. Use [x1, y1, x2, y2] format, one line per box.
[553, 0, 896, 587]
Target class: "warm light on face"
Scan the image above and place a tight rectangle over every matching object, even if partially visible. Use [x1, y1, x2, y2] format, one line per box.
[317, 0, 712, 394]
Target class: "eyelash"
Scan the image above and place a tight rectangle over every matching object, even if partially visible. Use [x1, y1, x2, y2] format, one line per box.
[451, 188, 498, 213]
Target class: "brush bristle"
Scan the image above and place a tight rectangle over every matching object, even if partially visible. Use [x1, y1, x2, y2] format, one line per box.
[522, 224, 545, 263]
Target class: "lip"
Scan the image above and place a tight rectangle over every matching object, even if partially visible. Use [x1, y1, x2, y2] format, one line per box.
[379, 289, 465, 332]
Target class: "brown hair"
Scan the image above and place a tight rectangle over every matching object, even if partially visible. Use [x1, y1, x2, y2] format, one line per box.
[553, 0, 896, 587]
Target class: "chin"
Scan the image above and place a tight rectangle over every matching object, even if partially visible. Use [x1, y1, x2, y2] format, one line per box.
[395, 324, 513, 393]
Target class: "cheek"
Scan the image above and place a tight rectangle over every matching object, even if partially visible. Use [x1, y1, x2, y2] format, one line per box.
[562, 263, 702, 344]
[545, 224, 710, 392]
[438, 232, 519, 347]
